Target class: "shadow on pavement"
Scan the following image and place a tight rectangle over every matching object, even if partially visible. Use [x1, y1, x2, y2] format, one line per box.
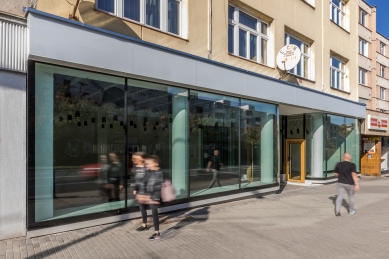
[276, 183, 287, 194]
[161, 207, 210, 240]
[329, 195, 349, 211]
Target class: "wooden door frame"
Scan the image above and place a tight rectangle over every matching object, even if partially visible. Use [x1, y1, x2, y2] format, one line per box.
[285, 139, 306, 183]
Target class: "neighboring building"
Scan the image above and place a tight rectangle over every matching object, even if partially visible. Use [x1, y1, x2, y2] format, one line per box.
[358, 0, 389, 176]
[1, 0, 365, 239]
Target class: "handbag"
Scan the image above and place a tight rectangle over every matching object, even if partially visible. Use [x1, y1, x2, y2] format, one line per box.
[161, 179, 176, 202]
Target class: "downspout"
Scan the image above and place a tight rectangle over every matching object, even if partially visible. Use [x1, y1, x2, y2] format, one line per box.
[208, 0, 212, 59]
[69, 0, 81, 21]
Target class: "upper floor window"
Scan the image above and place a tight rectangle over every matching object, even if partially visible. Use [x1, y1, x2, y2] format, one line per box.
[380, 42, 386, 55]
[331, 56, 346, 90]
[359, 9, 367, 26]
[381, 87, 386, 100]
[97, 0, 182, 36]
[380, 64, 385, 78]
[330, 0, 345, 27]
[285, 33, 311, 79]
[359, 68, 366, 85]
[359, 39, 368, 57]
[228, 5, 269, 65]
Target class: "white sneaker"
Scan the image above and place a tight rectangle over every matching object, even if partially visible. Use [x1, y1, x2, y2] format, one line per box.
[349, 210, 356, 215]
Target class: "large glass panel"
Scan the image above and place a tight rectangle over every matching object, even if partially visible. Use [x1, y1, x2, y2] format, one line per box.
[305, 114, 325, 178]
[189, 91, 239, 196]
[326, 115, 346, 177]
[290, 143, 301, 180]
[250, 34, 257, 61]
[124, 0, 141, 22]
[33, 63, 126, 222]
[228, 6, 234, 20]
[239, 12, 256, 30]
[240, 100, 277, 188]
[345, 118, 360, 172]
[239, 29, 247, 58]
[97, 0, 115, 13]
[168, 0, 179, 35]
[228, 24, 234, 53]
[127, 79, 189, 199]
[146, 0, 160, 29]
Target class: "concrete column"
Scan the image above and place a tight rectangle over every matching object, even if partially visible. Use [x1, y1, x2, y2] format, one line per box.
[35, 64, 54, 221]
[170, 87, 188, 198]
[260, 113, 274, 183]
[311, 113, 324, 178]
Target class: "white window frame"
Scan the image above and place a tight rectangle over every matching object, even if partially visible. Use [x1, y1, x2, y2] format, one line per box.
[330, 56, 346, 91]
[285, 33, 311, 79]
[96, 0, 183, 36]
[359, 39, 368, 57]
[380, 42, 386, 55]
[380, 64, 385, 78]
[381, 87, 386, 100]
[359, 9, 366, 26]
[330, 0, 346, 28]
[359, 68, 366, 85]
[228, 5, 269, 65]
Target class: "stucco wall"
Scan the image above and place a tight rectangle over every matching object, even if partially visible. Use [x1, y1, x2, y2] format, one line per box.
[0, 70, 26, 240]
[0, 0, 29, 17]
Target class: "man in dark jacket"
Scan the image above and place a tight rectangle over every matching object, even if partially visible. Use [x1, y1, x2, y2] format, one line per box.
[334, 153, 360, 216]
[107, 152, 123, 202]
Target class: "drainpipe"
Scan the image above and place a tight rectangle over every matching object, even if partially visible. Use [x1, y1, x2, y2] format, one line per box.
[69, 0, 81, 21]
[208, 0, 212, 59]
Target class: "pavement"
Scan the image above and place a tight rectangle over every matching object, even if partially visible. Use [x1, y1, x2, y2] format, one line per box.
[2, 176, 389, 259]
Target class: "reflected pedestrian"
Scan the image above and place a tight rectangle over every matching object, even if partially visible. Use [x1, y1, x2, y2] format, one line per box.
[107, 152, 123, 202]
[207, 150, 223, 188]
[138, 155, 164, 241]
[98, 155, 110, 199]
[334, 153, 360, 216]
[131, 152, 149, 231]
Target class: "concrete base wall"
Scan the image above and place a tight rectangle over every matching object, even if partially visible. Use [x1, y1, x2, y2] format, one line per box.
[0, 70, 26, 240]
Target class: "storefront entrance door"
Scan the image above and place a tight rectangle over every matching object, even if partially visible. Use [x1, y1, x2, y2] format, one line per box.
[286, 139, 305, 183]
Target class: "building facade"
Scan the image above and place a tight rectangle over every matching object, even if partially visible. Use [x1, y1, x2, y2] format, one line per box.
[358, 0, 389, 176]
[1, 0, 365, 239]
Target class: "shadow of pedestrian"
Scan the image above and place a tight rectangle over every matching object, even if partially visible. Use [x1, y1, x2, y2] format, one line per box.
[329, 195, 349, 211]
[161, 207, 210, 240]
[276, 183, 287, 194]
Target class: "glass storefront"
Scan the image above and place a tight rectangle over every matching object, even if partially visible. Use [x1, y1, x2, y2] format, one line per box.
[28, 62, 279, 230]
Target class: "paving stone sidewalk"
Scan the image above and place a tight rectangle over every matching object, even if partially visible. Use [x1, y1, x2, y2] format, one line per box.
[2, 176, 389, 259]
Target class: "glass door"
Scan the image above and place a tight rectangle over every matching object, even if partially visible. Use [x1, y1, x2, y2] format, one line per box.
[285, 139, 305, 182]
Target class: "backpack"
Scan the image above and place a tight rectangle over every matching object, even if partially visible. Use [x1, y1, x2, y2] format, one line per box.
[161, 179, 176, 202]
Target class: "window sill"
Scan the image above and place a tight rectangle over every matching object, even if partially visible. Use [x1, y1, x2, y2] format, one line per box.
[228, 53, 274, 69]
[359, 83, 372, 89]
[358, 53, 371, 60]
[301, 0, 315, 10]
[330, 87, 350, 94]
[358, 22, 372, 32]
[287, 73, 315, 83]
[330, 20, 350, 34]
[94, 8, 189, 42]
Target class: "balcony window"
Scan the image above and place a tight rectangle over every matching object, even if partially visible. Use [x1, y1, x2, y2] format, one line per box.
[380, 42, 386, 55]
[359, 39, 368, 57]
[331, 56, 346, 90]
[381, 87, 386, 100]
[381, 65, 385, 78]
[359, 9, 366, 26]
[330, 0, 346, 27]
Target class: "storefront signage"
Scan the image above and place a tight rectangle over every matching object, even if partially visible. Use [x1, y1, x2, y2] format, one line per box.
[367, 115, 388, 131]
[276, 44, 302, 71]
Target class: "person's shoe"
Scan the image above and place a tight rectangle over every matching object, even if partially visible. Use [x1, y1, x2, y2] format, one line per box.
[335, 211, 341, 216]
[149, 232, 161, 241]
[349, 210, 356, 215]
[136, 225, 149, 231]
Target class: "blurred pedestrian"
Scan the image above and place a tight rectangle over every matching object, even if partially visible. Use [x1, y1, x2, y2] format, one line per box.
[98, 154, 110, 199]
[334, 153, 360, 216]
[141, 155, 164, 241]
[107, 152, 123, 202]
[207, 149, 223, 188]
[131, 152, 149, 231]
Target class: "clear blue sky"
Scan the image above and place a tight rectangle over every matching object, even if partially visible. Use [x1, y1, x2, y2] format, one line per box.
[365, 0, 389, 39]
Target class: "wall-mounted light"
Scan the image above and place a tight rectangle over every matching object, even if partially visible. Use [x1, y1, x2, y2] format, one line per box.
[84, 121, 88, 126]
[75, 111, 80, 118]
[101, 124, 105, 129]
[68, 115, 72, 122]
[91, 118, 95, 123]
[59, 116, 64, 123]
[102, 117, 106, 123]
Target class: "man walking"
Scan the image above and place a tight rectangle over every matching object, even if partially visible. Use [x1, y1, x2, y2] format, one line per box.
[207, 149, 223, 188]
[334, 153, 360, 216]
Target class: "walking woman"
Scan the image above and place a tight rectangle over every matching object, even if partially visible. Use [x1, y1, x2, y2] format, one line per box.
[135, 155, 164, 241]
[131, 152, 148, 231]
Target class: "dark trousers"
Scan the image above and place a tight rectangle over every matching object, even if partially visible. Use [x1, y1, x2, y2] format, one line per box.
[209, 169, 221, 188]
[139, 203, 160, 231]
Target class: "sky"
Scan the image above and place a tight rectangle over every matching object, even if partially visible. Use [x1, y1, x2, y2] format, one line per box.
[365, 0, 389, 39]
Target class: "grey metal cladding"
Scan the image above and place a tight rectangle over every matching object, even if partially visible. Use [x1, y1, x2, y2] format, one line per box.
[27, 9, 365, 118]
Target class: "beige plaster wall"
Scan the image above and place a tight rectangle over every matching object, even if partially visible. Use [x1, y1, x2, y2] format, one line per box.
[34, 0, 359, 102]
[0, 0, 29, 17]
